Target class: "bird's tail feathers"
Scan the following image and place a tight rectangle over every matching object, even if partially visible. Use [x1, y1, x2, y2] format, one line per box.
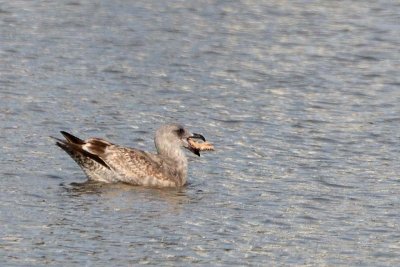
[60, 131, 85, 145]
[52, 131, 110, 170]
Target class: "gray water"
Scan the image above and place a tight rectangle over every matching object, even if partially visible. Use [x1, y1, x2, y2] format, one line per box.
[1, 1, 400, 266]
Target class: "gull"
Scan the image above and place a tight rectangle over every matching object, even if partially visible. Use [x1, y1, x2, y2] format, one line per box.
[53, 124, 210, 187]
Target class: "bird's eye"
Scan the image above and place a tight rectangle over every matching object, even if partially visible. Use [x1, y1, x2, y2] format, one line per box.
[176, 128, 185, 136]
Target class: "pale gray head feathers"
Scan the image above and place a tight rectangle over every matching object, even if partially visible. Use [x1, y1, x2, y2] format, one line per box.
[154, 124, 193, 157]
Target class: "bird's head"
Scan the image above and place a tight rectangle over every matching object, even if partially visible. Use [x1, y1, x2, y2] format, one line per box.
[154, 124, 207, 157]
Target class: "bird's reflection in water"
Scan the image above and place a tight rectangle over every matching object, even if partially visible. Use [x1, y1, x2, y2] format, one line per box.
[60, 180, 205, 208]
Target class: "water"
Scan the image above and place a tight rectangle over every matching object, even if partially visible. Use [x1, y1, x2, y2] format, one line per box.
[1, 0, 400, 265]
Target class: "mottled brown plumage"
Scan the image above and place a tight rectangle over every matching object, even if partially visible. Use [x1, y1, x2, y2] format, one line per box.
[54, 124, 213, 187]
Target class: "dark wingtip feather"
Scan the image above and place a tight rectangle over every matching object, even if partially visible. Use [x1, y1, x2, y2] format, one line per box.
[55, 141, 67, 149]
[55, 137, 111, 170]
[50, 135, 64, 143]
[60, 131, 85, 145]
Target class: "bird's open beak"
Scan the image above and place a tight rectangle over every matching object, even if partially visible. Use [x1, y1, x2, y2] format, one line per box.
[186, 133, 206, 156]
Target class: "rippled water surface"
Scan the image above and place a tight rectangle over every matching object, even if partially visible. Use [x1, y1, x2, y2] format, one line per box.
[1, 1, 400, 266]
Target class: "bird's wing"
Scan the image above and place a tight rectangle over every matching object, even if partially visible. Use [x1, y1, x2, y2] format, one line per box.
[86, 142, 178, 186]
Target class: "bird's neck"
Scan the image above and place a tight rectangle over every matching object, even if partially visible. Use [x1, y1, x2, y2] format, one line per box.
[157, 145, 188, 185]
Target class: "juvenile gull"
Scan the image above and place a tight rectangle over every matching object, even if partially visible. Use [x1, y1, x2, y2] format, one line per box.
[54, 124, 210, 187]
